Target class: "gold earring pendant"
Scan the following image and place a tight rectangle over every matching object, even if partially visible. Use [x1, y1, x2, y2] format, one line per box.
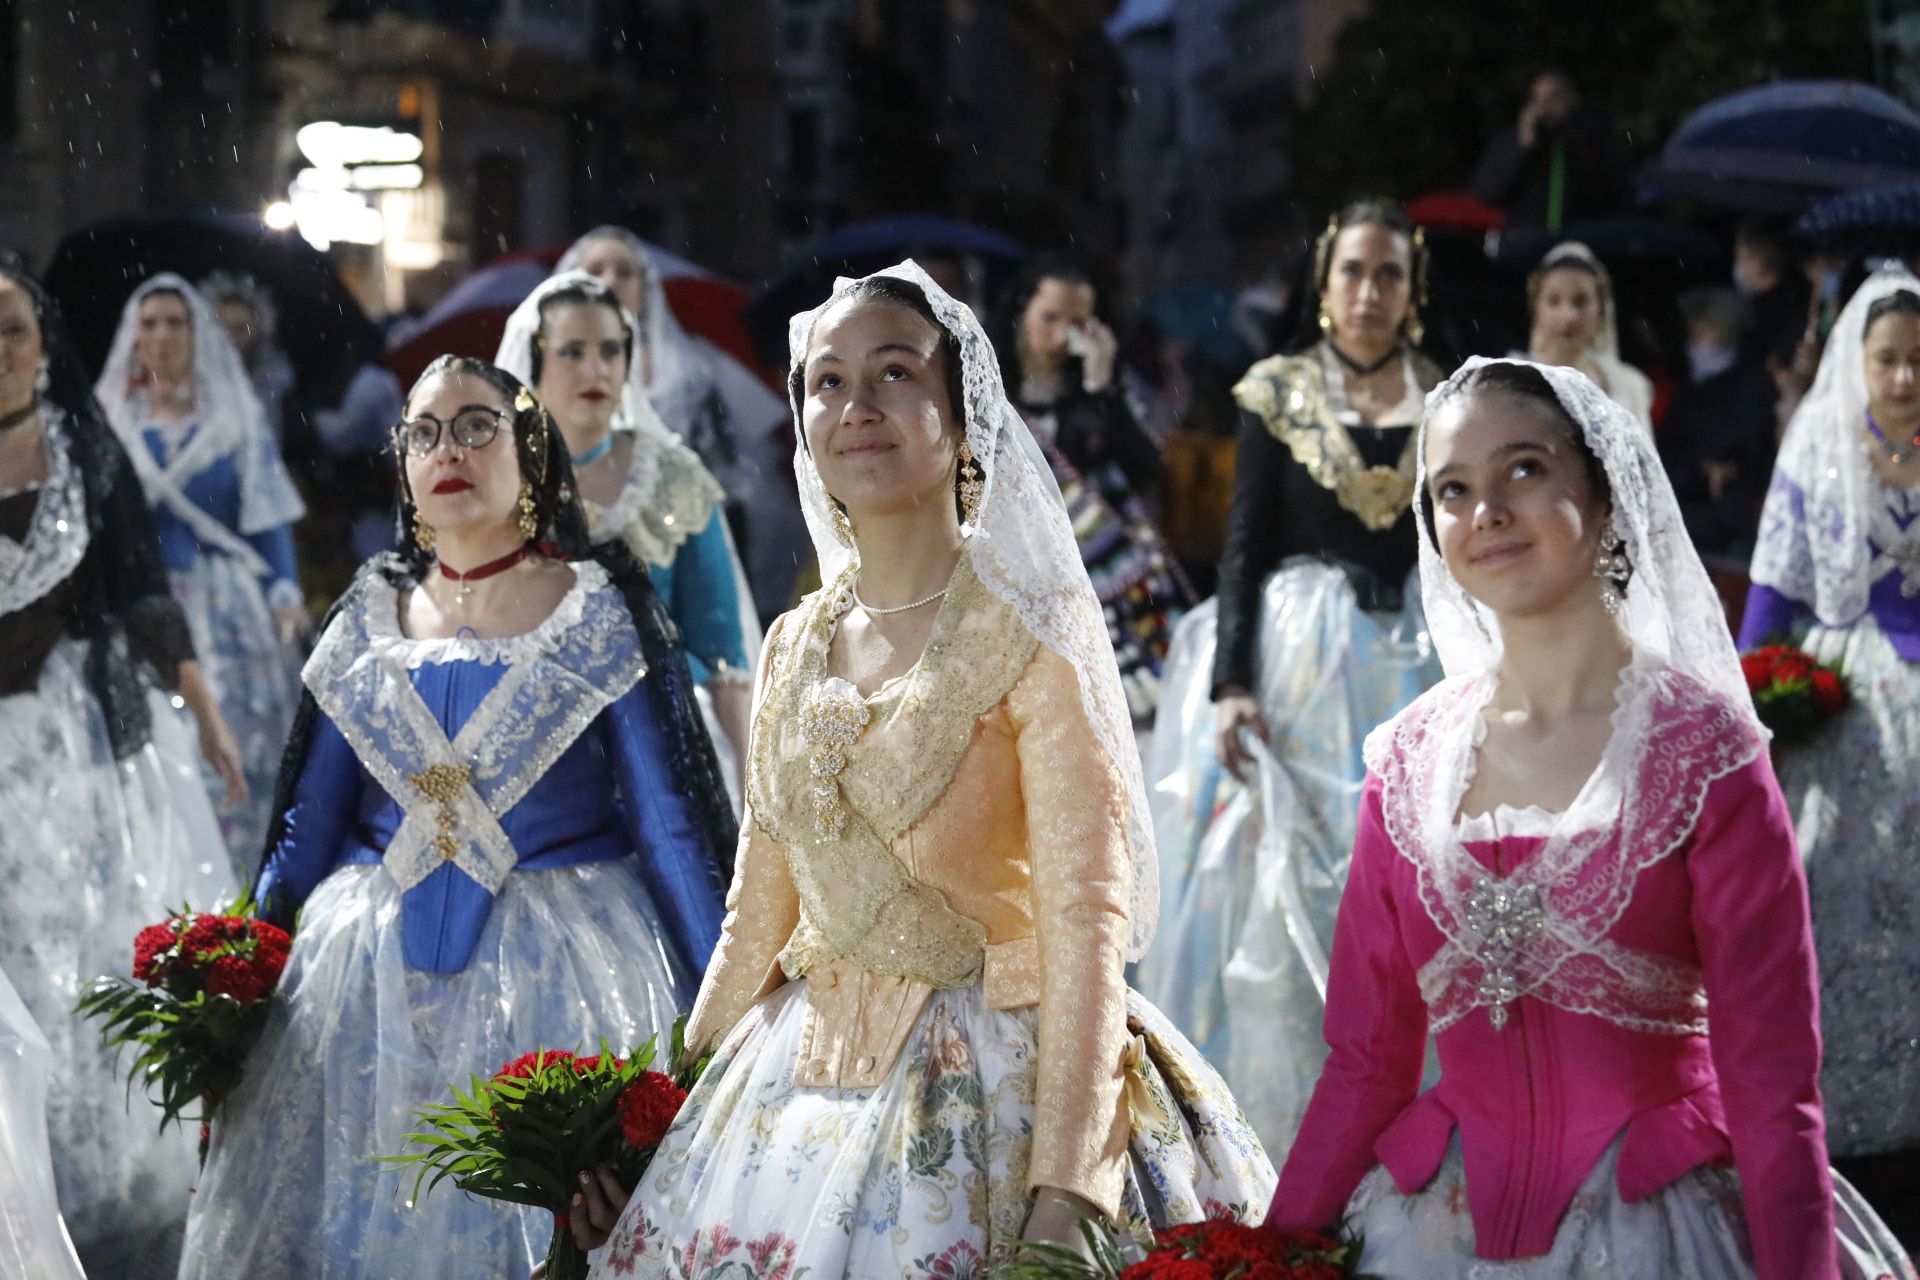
[516, 484, 538, 540]
[957, 439, 985, 529]
[829, 502, 855, 548]
[412, 509, 436, 552]
[1404, 307, 1425, 347]
[1318, 299, 1334, 336]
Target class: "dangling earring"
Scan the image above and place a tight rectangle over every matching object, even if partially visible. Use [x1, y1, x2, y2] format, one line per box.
[1317, 298, 1334, 336]
[33, 361, 49, 397]
[516, 484, 539, 541]
[956, 438, 984, 531]
[829, 501, 855, 548]
[412, 509, 436, 553]
[1593, 520, 1631, 615]
[1403, 306, 1425, 348]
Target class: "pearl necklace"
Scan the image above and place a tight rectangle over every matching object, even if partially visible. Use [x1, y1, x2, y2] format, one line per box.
[850, 579, 948, 615]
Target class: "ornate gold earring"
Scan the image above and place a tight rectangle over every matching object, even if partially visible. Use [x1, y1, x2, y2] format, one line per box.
[957, 439, 984, 530]
[1594, 519, 1631, 614]
[829, 501, 855, 548]
[412, 509, 436, 552]
[516, 484, 539, 540]
[1318, 298, 1334, 336]
[1404, 306, 1426, 347]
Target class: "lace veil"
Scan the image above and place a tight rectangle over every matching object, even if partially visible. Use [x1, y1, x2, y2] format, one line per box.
[494, 269, 683, 462]
[787, 260, 1158, 958]
[1750, 264, 1920, 626]
[94, 273, 305, 534]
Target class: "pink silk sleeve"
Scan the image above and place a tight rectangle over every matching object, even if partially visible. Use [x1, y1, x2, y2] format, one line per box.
[1687, 758, 1839, 1280]
[1267, 772, 1428, 1232]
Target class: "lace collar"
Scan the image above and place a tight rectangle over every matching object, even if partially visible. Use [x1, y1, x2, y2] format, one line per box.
[584, 431, 722, 570]
[355, 559, 606, 668]
[0, 409, 88, 618]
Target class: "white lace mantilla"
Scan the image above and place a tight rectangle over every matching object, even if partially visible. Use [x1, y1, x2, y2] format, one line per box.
[1365, 656, 1766, 1036]
[0, 410, 87, 618]
[302, 560, 645, 895]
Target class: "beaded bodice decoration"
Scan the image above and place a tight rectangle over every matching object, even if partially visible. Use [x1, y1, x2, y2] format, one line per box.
[747, 551, 1040, 988]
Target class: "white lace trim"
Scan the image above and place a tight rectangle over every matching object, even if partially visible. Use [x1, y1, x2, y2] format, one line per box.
[361, 560, 602, 668]
[1367, 657, 1765, 1036]
[0, 410, 88, 618]
[303, 559, 643, 896]
[1454, 804, 1566, 842]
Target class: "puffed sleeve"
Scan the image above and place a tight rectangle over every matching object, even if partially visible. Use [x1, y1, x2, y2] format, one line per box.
[1212, 408, 1288, 699]
[684, 615, 800, 1054]
[603, 677, 731, 991]
[1741, 471, 1813, 650]
[667, 505, 753, 686]
[1738, 583, 1806, 650]
[254, 709, 365, 927]
[1005, 645, 1132, 1219]
[1688, 757, 1839, 1280]
[1268, 773, 1427, 1232]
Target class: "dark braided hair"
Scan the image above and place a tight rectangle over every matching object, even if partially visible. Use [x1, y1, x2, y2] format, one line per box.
[256, 354, 737, 912]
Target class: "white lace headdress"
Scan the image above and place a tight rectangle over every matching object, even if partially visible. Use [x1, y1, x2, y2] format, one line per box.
[494, 269, 682, 449]
[558, 226, 716, 437]
[94, 272, 305, 535]
[1374, 356, 1764, 1035]
[787, 260, 1158, 958]
[1750, 265, 1920, 626]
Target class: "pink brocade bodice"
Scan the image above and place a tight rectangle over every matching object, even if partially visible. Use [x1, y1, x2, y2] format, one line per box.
[1269, 758, 1840, 1279]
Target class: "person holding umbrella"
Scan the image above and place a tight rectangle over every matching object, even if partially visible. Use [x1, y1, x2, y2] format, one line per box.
[94, 273, 308, 875]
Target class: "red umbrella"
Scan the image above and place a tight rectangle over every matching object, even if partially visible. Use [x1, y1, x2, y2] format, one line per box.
[1405, 191, 1505, 233]
[383, 242, 767, 389]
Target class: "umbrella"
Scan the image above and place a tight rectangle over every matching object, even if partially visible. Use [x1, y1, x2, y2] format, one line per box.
[1796, 179, 1920, 258]
[1406, 191, 1505, 233]
[741, 215, 1028, 361]
[1641, 80, 1920, 213]
[382, 241, 766, 390]
[43, 212, 382, 406]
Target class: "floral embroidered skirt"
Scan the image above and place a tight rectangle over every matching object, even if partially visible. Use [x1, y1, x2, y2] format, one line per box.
[178, 861, 689, 1280]
[1779, 617, 1920, 1158]
[589, 982, 1276, 1279]
[0, 641, 233, 1250]
[1137, 561, 1437, 1155]
[1345, 1134, 1913, 1278]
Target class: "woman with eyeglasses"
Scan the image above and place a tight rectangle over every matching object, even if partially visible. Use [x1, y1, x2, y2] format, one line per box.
[176, 356, 735, 1278]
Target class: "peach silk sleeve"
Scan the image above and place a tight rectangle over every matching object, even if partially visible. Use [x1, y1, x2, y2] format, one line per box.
[1008, 645, 1132, 1220]
[685, 616, 801, 1055]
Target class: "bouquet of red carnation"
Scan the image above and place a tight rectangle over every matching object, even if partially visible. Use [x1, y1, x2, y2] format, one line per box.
[1006, 1210, 1368, 1280]
[385, 1019, 704, 1280]
[75, 898, 290, 1164]
[1740, 643, 1850, 748]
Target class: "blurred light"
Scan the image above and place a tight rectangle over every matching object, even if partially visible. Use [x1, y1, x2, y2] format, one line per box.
[296, 121, 424, 169]
[385, 240, 445, 270]
[263, 201, 297, 231]
[286, 175, 384, 250]
[349, 163, 424, 191]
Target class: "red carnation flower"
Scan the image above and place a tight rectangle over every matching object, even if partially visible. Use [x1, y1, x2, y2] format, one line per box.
[616, 1071, 687, 1150]
[132, 922, 179, 984]
[180, 914, 248, 963]
[1810, 667, 1848, 716]
[204, 953, 272, 1003]
[1771, 654, 1813, 685]
[493, 1049, 577, 1082]
[249, 920, 291, 953]
[1740, 654, 1770, 693]
[249, 942, 289, 990]
[1120, 1256, 1210, 1280]
[571, 1054, 626, 1075]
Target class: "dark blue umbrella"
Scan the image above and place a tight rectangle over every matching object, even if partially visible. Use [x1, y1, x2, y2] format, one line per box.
[1797, 179, 1920, 257]
[1641, 81, 1920, 213]
[742, 215, 1027, 361]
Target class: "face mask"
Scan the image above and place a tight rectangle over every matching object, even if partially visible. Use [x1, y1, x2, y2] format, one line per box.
[1688, 343, 1736, 383]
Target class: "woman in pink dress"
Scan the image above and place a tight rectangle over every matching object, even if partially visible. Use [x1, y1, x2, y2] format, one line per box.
[1266, 357, 1913, 1277]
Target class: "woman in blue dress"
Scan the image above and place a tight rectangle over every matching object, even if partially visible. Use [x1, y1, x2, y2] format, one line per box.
[497, 271, 758, 797]
[176, 356, 735, 1278]
[95, 273, 308, 874]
